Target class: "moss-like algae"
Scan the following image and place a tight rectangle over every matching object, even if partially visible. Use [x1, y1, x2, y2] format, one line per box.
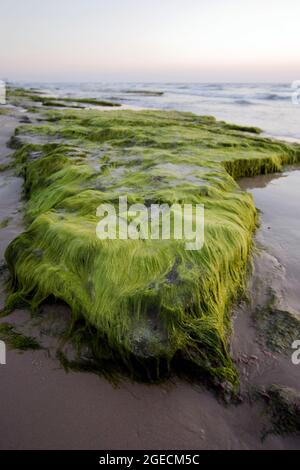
[265, 385, 300, 435]
[0, 322, 41, 351]
[4, 90, 300, 384]
[124, 90, 164, 96]
[254, 301, 300, 354]
[7, 87, 121, 108]
[0, 162, 11, 172]
[0, 217, 11, 229]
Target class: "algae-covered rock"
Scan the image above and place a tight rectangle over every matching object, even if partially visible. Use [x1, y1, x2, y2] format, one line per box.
[266, 385, 300, 435]
[4, 88, 300, 382]
[0, 322, 41, 351]
[254, 305, 300, 354]
[7, 87, 121, 109]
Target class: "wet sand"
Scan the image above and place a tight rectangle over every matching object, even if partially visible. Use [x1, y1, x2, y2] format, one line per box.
[239, 168, 300, 317]
[232, 168, 300, 395]
[0, 107, 300, 450]
[0, 110, 24, 262]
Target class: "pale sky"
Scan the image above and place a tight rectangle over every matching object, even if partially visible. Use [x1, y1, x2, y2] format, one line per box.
[0, 0, 299, 82]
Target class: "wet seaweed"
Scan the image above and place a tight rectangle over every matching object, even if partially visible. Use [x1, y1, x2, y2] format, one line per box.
[7, 87, 121, 108]
[4, 89, 300, 385]
[0, 322, 41, 351]
[262, 385, 300, 436]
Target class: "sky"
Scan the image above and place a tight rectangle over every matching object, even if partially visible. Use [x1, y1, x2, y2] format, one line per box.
[0, 0, 300, 82]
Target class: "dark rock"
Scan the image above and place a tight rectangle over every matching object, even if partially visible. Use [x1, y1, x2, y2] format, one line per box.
[266, 384, 300, 435]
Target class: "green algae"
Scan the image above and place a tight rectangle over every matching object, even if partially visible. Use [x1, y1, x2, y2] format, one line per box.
[4, 91, 300, 384]
[265, 385, 300, 435]
[7, 87, 121, 109]
[124, 90, 164, 96]
[41, 97, 122, 108]
[40, 100, 83, 109]
[0, 322, 41, 351]
[254, 301, 300, 354]
[0, 217, 11, 229]
[0, 162, 11, 172]
[221, 123, 262, 134]
[63, 97, 121, 107]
